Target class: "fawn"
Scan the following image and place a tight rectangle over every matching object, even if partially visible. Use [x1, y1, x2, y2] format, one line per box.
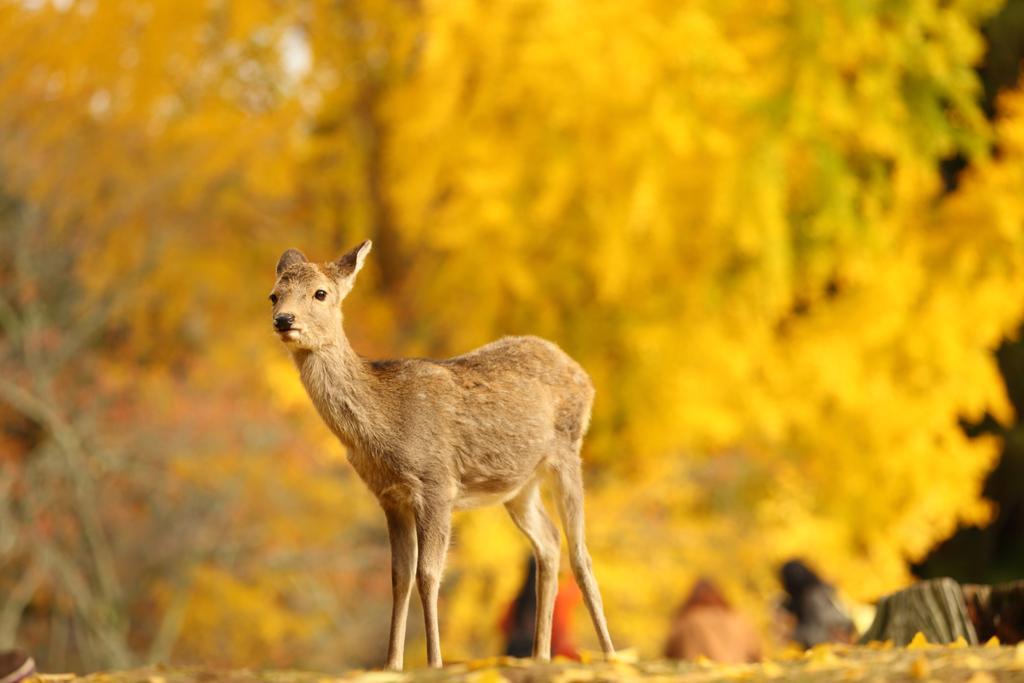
[269, 241, 614, 669]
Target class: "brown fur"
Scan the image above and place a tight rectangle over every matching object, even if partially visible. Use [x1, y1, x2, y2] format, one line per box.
[269, 241, 614, 669]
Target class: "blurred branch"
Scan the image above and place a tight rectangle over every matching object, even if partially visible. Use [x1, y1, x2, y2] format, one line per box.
[12, 204, 46, 392]
[48, 250, 155, 373]
[146, 582, 191, 665]
[0, 295, 20, 343]
[0, 471, 18, 561]
[0, 559, 43, 646]
[35, 540, 132, 668]
[0, 378, 126, 646]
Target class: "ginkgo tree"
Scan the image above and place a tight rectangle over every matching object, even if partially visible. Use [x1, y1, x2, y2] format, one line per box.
[304, 0, 1024, 656]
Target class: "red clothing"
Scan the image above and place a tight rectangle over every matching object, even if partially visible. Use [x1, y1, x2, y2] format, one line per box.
[552, 576, 582, 658]
[500, 575, 583, 659]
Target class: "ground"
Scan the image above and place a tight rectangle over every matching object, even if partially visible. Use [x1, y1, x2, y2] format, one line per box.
[29, 641, 1024, 683]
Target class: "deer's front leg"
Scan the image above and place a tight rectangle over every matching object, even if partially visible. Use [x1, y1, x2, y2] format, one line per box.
[415, 501, 452, 668]
[384, 507, 417, 670]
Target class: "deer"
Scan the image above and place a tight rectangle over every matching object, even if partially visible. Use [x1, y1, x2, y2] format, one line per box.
[268, 240, 615, 670]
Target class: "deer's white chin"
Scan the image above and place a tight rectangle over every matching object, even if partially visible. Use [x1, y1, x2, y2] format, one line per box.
[278, 329, 302, 343]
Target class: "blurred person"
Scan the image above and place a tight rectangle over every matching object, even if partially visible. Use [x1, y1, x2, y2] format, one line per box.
[778, 559, 856, 648]
[0, 650, 34, 683]
[964, 580, 1024, 644]
[499, 556, 582, 659]
[663, 578, 761, 663]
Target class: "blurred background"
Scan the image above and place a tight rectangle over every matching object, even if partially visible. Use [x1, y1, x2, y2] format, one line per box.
[1, 0, 1024, 673]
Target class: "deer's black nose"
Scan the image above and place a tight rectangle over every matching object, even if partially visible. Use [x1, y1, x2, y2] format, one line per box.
[274, 313, 295, 331]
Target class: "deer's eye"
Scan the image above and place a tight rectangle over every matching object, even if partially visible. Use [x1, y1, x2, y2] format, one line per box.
[269, 294, 278, 304]
[314, 289, 327, 301]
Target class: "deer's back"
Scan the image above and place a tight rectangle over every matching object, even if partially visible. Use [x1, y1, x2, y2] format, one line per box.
[444, 336, 593, 502]
[443, 335, 589, 388]
[370, 335, 593, 509]
[445, 336, 593, 424]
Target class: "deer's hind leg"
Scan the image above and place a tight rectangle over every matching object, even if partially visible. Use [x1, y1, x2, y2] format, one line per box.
[551, 455, 614, 655]
[505, 480, 561, 660]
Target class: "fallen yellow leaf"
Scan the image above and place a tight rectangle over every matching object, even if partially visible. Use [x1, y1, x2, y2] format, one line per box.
[495, 656, 530, 668]
[348, 673, 408, 683]
[965, 672, 996, 683]
[776, 645, 805, 661]
[348, 672, 409, 683]
[842, 666, 867, 680]
[467, 669, 508, 683]
[805, 643, 838, 667]
[907, 632, 930, 649]
[549, 669, 597, 683]
[964, 654, 985, 669]
[607, 647, 639, 664]
[984, 636, 1001, 648]
[909, 655, 930, 679]
[466, 657, 502, 671]
[609, 661, 639, 678]
[806, 642, 835, 658]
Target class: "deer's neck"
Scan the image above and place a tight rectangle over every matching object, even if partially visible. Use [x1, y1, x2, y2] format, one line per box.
[294, 334, 391, 454]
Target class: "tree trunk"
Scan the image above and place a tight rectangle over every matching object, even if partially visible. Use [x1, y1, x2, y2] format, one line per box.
[858, 578, 978, 646]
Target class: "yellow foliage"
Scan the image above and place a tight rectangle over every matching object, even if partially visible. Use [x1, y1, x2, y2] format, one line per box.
[179, 566, 326, 664]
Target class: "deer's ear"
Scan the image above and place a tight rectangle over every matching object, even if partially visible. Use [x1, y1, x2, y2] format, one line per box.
[335, 240, 372, 280]
[276, 248, 308, 276]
